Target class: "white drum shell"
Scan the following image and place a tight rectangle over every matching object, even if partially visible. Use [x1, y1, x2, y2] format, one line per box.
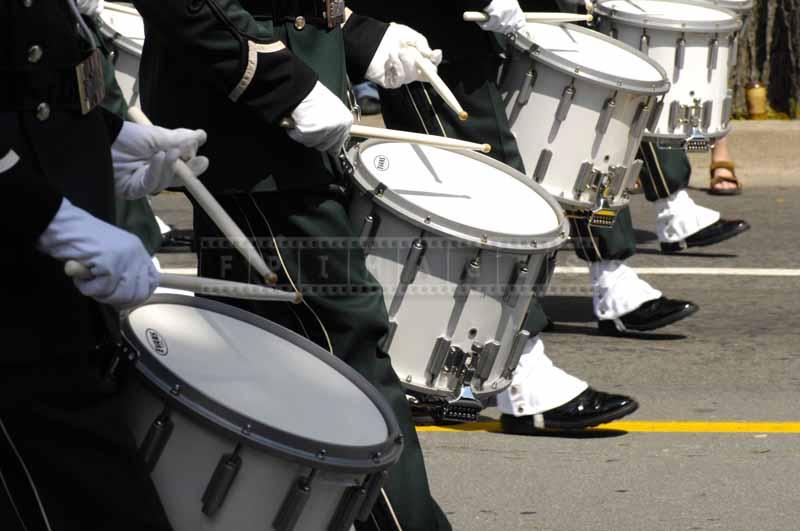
[347, 143, 568, 400]
[595, 3, 741, 142]
[127, 382, 362, 531]
[503, 50, 654, 210]
[99, 4, 144, 106]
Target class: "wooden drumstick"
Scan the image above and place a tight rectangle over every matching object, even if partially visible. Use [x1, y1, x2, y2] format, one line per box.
[126, 107, 278, 285]
[64, 261, 301, 303]
[463, 11, 593, 23]
[279, 118, 491, 153]
[411, 51, 469, 121]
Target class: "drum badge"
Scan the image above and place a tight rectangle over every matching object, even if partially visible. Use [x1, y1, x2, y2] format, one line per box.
[373, 154, 390, 171]
[146, 329, 169, 356]
[324, 0, 346, 28]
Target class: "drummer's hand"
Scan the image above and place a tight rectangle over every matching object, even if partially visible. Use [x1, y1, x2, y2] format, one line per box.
[287, 81, 354, 154]
[76, 0, 104, 16]
[112, 121, 209, 200]
[38, 199, 158, 308]
[365, 23, 443, 89]
[478, 0, 527, 34]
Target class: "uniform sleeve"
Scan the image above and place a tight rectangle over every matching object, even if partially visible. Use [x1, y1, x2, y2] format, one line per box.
[0, 144, 63, 245]
[342, 13, 388, 83]
[133, 0, 319, 124]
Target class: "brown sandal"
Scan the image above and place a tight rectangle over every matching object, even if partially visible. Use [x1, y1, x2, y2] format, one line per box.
[708, 161, 743, 196]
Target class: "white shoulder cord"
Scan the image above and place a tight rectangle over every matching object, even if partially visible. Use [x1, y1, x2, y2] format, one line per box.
[0, 419, 54, 531]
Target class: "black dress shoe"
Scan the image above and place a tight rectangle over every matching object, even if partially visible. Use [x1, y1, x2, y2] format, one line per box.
[358, 96, 382, 116]
[598, 296, 698, 334]
[501, 388, 639, 432]
[660, 219, 750, 253]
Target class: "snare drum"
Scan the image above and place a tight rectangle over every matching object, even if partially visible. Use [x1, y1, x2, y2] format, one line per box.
[594, 0, 742, 151]
[123, 295, 402, 531]
[348, 141, 569, 401]
[99, 3, 144, 106]
[501, 23, 669, 216]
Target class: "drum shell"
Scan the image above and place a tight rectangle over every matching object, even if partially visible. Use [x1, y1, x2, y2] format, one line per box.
[126, 380, 365, 531]
[349, 190, 550, 401]
[99, 4, 143, 106]
[109, 45, 141, 107]
[596, 17, 737, 142]
[502, 48, 651, 211]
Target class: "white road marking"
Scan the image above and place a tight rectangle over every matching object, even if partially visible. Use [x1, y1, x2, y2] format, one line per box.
[161, 266, 800, 277]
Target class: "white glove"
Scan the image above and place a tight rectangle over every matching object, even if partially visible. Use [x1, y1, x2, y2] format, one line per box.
[38, 199, 159, 309]
[287, 81, 354, 154]
[366, 23, 443, 89]
[478, 0, 527, 34]
[112, 121, 209, 200]
[76, 0, 104, 16]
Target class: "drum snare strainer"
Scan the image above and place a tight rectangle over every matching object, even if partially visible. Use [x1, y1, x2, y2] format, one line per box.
[348, 141, 569, 401]
[122, 295, 402, 531]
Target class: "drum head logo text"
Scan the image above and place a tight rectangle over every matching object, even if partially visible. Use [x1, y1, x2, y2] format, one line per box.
[373, 154, 390, 172]
[146, 329, 168, 356]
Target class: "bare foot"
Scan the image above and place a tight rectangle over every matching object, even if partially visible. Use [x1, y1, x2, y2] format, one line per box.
[710, 166, 738, 192]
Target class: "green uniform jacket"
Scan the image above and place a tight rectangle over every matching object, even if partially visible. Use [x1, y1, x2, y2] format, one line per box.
[134, 0, 387, 193]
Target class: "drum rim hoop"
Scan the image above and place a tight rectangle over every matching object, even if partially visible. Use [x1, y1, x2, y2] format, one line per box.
[349, 140, 570, 254]
[696, 0, 754, 13]
[99, 5, 144, 57]
[594, 0, 743, 32]
[512, 22, 670, 94]
[121, 294, 404, 474]
[643, 122, 733, 142]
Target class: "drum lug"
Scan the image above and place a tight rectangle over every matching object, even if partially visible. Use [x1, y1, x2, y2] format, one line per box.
[273, 470, 317, 531]
[359, 213, 380, 253]
[460, 255, 482, 284]
[532, 148, 553, 183]
[355, 471, 389, 524]
[701, 101, 714, 131]
[596, 95, 616, 135]
[137, 407, 174, 473]
[728, 34, 739, 67]
[721, 94, 733, 128]
[639, 30, 649, 54]
[473, 341, 501, 387]
[668, 100, 684, 132]
[381, 320, 399, 352]
[675, 36, 686, 71]
[202, 445, 243, 517]
[502, 330, 531, 379]
[609, 26, 618, 39]
[648, 97, 664, 132]
[426, 337, 453, 386]
[517, 68, 537, 108]
[574, 161, 595, 198]
[503, 262, 530, 308]
[708, 36, 720, 71]
[555, 84, 576, 123]
[630, 99, 652, 139]
[400, 239, 426, 285]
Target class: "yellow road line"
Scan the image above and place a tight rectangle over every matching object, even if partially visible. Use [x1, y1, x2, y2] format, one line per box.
[416, 420, 800, 434]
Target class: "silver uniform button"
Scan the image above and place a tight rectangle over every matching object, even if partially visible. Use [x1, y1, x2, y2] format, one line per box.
[27, 45, 43, 64]
[36, 102, 50, 121]
[294, 16, 306, 30]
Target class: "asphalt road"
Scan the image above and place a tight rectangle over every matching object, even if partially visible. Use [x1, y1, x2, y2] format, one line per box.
[153, 121, 800, 531]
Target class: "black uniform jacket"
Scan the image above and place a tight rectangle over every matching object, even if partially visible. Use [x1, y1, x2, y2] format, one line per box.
[135, 0, 387, 193]
[1, 0, 123, 367]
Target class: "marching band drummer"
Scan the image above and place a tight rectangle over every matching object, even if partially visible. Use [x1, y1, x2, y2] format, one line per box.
[0, 0, 208, 528]
[132, 1, 452, 528]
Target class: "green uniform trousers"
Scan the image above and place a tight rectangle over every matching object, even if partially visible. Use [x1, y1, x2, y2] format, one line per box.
[193, 190, 451, 531]
[380, 61, 693, 264]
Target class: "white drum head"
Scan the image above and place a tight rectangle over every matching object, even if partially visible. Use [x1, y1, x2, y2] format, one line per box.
[526, 22, 665, 83]
[125, 298, 390, 448]
[99, 3, 144, 55]
[356, 142, 561, 238]
[602, 0, 736, 22]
